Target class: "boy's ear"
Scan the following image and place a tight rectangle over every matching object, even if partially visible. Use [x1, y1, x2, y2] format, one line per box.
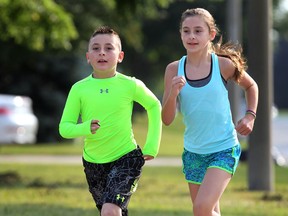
[118, 51, 124, 63]
[86, 52, 90, 64]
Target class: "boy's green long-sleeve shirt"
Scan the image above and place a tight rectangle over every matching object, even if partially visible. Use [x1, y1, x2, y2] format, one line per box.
[59, 72, 162, 163]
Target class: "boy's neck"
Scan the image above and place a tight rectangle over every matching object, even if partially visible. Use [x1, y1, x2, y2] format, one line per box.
[92, 71, 117, 79]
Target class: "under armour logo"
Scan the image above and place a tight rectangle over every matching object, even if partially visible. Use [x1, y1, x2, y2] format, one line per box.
[116, 194, 125, 202]
[130, 179, 138, 193]
[100, 88, 109, 93]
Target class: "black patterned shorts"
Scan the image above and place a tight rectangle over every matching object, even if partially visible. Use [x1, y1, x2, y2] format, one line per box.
[82, 148, 145, 215]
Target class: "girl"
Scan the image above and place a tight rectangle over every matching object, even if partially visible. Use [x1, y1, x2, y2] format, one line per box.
[161, 8, 258, 216]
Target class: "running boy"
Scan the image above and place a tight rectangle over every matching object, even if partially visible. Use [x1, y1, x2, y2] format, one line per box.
[59, 26, 162, 216]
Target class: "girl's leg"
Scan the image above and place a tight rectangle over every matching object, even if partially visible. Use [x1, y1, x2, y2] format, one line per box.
[192, 168, 232, 216]
[188, 183, 200, 204]
[214, 201, 220, 214]
[188, 183, 220, 214]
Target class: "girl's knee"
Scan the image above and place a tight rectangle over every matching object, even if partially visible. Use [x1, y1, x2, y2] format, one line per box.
[193, 200, 220, 216]
[193, 201, 207, 216]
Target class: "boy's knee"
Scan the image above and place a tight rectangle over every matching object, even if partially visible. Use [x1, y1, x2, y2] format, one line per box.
[101, 203, 121, 216]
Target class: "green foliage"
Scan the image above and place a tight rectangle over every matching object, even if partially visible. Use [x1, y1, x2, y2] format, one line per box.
[56, 0, 172, 53]
[0, 0, 78, 50]
[274, 12, 288, 40]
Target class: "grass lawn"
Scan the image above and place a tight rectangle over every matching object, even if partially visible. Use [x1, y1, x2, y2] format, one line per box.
[0, 113, 288, 215]
[0, 163, 287, 216]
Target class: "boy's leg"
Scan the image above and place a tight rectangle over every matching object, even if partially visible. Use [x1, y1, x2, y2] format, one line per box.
[101, 203, 128, 216]
[82, 158, 110, 212]
[102, 148, 145, 215]
[101, 203, 122, 216]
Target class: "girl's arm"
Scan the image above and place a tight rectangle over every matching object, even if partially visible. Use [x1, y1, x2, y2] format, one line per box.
[219, 56, 259, 136]
[161, 61, 185, 125]
[235, 72, 259, 136]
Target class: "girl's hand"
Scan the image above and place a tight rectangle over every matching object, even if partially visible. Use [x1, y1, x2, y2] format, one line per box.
[170, 76, 186, 97]
[91, 120, 100, 134]
[143, 155, 154, 161]
[235, 114, 255, 136]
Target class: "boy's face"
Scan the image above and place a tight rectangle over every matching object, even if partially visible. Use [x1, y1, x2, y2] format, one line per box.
[86, 34, 124, 78]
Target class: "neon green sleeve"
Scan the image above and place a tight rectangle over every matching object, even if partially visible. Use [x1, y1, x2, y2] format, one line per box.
[134, 79, 162, 157]
[59, 85, 92, 138]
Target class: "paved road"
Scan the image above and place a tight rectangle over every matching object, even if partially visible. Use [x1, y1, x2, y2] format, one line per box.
[0, 116, 287, 167]
[272, 115, 288, 166]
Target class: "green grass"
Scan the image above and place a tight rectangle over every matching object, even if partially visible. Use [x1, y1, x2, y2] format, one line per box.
[0, 164, 287, 216]
[0, 112, 288, 215]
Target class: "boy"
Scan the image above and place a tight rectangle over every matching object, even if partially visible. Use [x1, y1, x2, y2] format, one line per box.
[59, 26, 162, 216]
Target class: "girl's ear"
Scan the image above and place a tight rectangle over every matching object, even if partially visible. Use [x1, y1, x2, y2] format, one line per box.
[118, 51, 125, 63]
[210, 30, 216, 41]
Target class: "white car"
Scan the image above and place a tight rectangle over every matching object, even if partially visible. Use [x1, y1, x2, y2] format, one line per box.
[0, 94, 38, 144]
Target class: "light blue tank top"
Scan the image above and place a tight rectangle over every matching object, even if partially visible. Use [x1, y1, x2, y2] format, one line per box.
[178, 53, 239, 154]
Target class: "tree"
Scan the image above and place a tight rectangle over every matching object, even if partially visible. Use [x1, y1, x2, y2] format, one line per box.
[0, 0, 174, 142]
[0, 0, 78, 51]
[247, 0, 274, 191]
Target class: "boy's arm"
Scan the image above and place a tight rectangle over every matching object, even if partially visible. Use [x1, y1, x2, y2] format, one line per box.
[59, 87, 92, 139]
[134, 79, 162, 158]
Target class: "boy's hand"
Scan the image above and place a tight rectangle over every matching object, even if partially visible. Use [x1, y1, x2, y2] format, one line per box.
[91, 120, 100, 134]
[143, 155, 154, 161]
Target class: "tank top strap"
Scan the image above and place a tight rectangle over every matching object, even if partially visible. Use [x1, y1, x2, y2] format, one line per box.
[211, 53, 221, 81]
[177, 56, 187, 76]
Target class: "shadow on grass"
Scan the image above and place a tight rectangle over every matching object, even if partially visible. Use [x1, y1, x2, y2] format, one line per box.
[130, 208, 192, 216]
[0, 204, 98, 216]
[0, 171, 86, 189]
[0, 203, 192, 216]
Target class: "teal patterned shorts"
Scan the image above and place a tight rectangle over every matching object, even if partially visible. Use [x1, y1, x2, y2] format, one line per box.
[182, 145, 241, 184]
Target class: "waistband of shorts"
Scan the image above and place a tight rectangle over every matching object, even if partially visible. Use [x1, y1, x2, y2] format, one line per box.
[83, 146, 143, 165]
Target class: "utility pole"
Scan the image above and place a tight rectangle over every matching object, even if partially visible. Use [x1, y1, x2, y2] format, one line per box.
[247, 0, 274, 191]
[226, 0, 242, 123]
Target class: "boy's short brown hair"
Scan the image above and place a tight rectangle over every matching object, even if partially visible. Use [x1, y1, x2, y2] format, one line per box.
[89, 26, 122, 50]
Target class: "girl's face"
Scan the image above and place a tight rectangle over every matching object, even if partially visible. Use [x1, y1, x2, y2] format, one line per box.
[86, 34, 124, 78]
[180, 15, 216, 54]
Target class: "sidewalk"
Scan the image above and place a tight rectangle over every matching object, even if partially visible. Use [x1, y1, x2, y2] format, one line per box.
[272, 115, 288, 166]
[0, 155, 182, 167]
